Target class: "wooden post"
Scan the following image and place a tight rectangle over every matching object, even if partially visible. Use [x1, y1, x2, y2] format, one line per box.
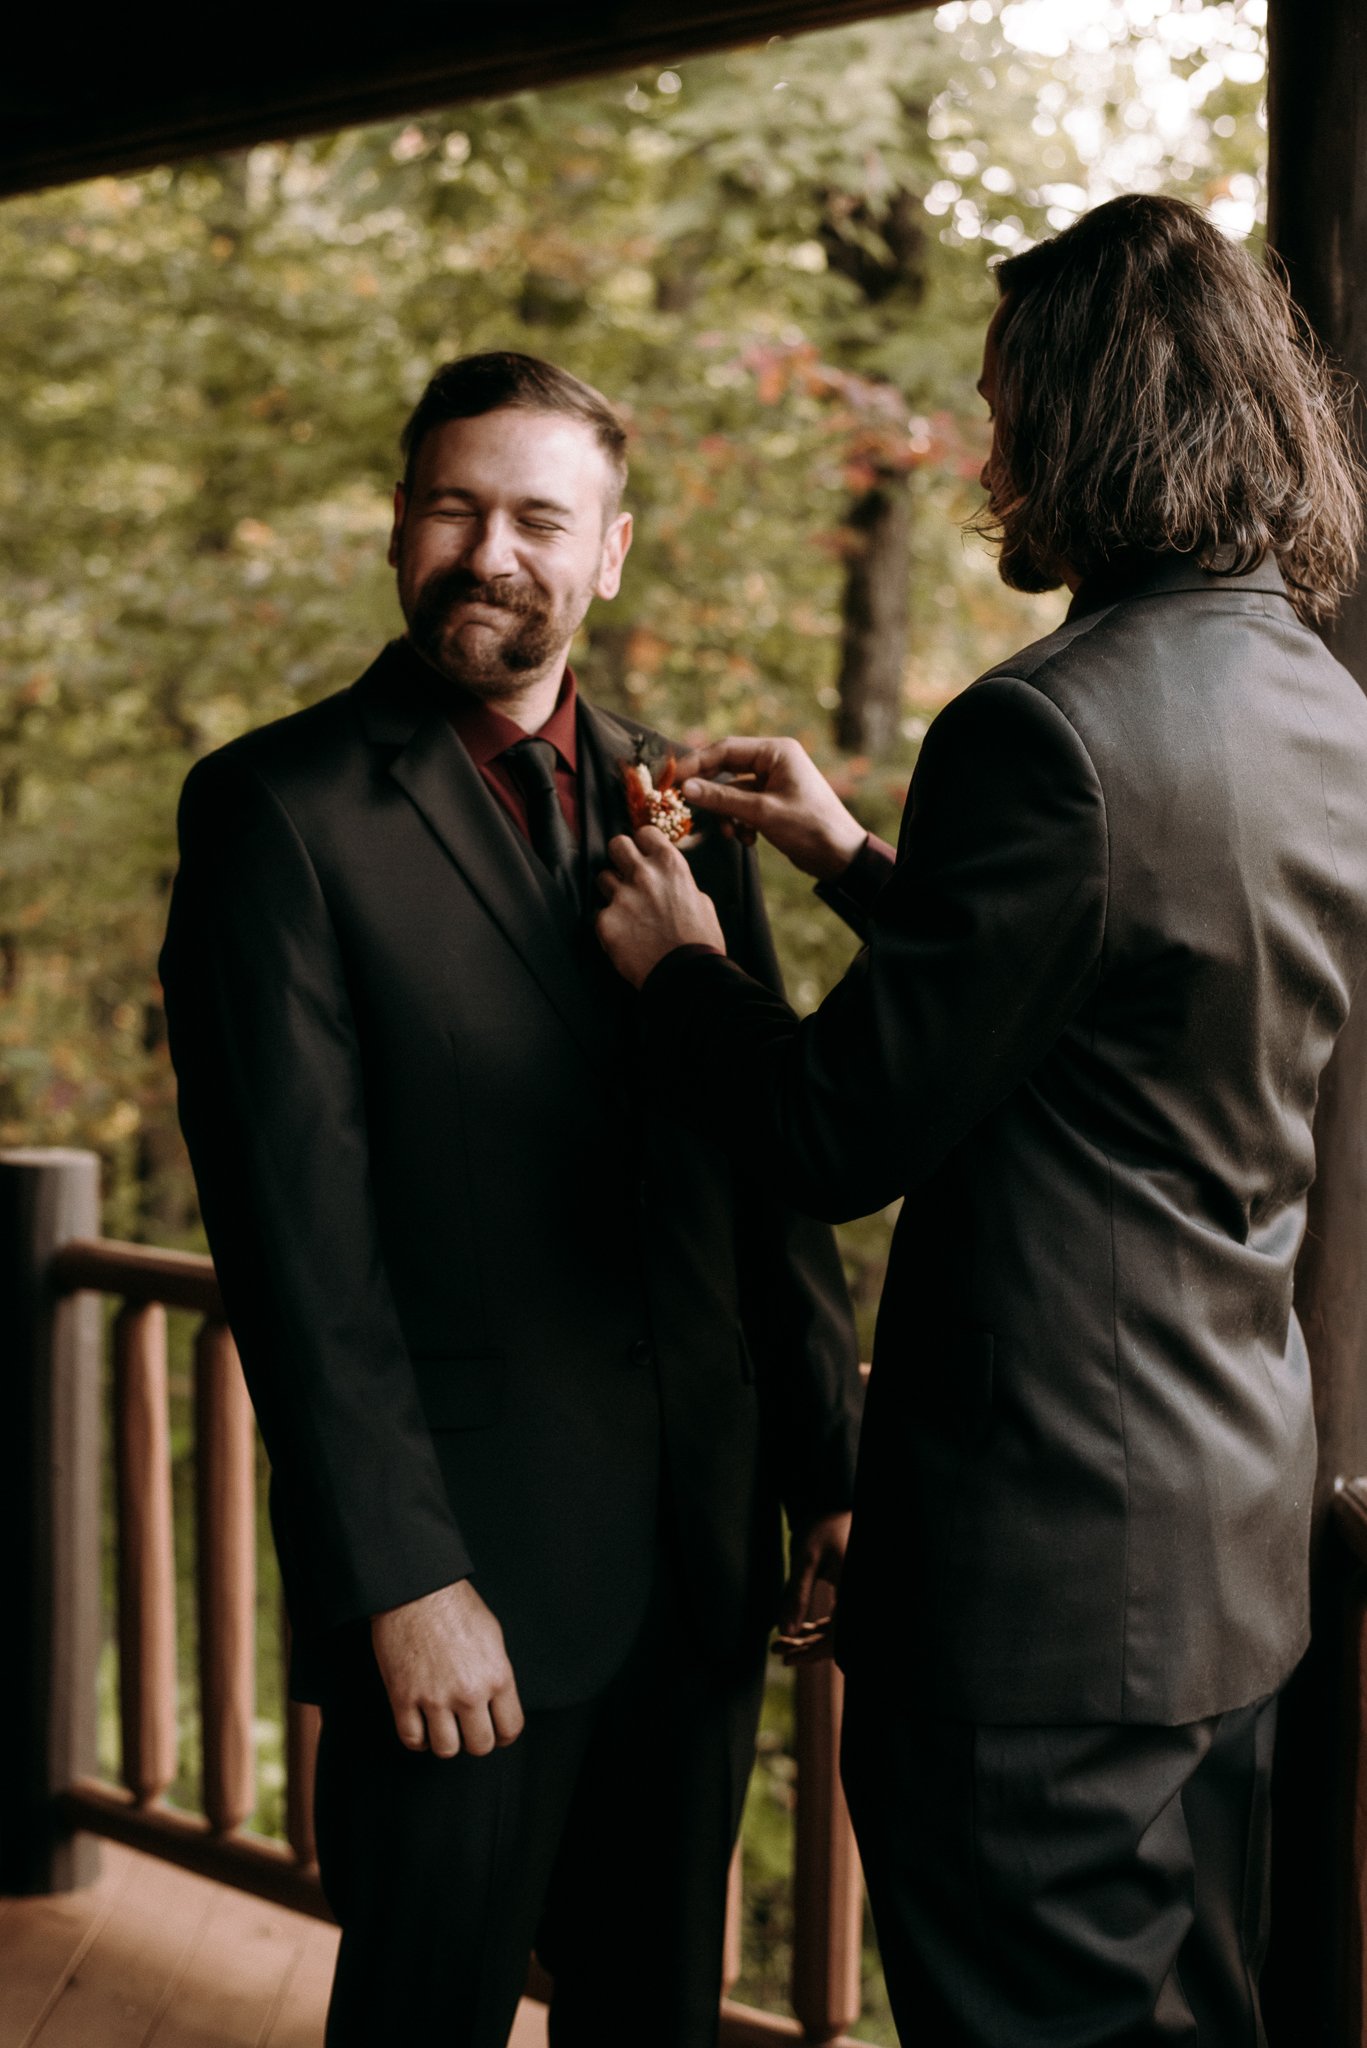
[195, 1317, 257, 1833]
[113, 1301, 179, 1806]
[1330, 1482, 1367, 2044]
[1265, 6, 1367, 2041]
[286, 1701, 321, 1868]
[0, 1149, 102, 1893]
[791, 1652, 863, 2042]
[280, 1600, 320, 1866]
[722, 1840, 744, 1998]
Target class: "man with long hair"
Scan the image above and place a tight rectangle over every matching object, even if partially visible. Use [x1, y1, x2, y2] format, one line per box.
[597, 194, 1367, 2043]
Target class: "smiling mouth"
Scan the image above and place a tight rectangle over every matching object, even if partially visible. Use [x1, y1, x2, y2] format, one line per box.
[445, 601, 514, 629]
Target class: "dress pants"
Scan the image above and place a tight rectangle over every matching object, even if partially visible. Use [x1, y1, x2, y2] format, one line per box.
[314, 1549, 768, 2048]
[841, 1684, 1277, 2048]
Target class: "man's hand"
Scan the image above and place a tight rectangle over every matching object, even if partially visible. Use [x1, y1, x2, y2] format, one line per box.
[677, 737, 867, 881]
[772, 1509, 852, 1667]
[371, 1578, 525, 1759]
[597, 826, 726, 988]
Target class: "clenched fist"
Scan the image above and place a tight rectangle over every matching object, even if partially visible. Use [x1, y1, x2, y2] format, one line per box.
[371, 1578, 524, 1759]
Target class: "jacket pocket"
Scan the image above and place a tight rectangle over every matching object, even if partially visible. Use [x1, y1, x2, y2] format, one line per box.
[411, 1353, 506, 1430]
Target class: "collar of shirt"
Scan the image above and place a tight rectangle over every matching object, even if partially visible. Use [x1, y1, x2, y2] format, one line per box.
[433, 659, 581, 844]
[443, 665, 579, 777]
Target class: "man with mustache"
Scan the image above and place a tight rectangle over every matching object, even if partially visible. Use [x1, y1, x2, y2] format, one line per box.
[405, 547, 577, 691]
[597, 196, 1367, 2044]
[159, 352, 863, 2048]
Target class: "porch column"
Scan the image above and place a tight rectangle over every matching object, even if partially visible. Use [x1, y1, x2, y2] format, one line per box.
[0, 1149, 102, 1893]
[1264, 4, 1367, 2040]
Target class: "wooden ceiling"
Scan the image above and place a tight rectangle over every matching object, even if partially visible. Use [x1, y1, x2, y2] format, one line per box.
[1, 2, 937, 201]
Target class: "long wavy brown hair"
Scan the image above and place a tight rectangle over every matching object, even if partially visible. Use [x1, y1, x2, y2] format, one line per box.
[976, 194, 1365, 627]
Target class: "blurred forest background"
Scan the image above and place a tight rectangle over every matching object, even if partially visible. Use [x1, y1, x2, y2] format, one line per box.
[0, 0, 1269, 2035]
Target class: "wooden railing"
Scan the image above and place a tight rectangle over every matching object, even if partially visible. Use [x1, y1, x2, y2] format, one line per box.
[39, 1224, 328, 1916]
[3, 1148, 870, 2045]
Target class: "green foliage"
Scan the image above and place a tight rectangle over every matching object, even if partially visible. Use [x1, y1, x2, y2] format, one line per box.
[8, 3, 1267, 2032]
[0, 4, 1267, 1252]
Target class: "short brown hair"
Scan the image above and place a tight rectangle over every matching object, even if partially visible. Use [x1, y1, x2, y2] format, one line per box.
[977, 194, 1364, 627]
[399, 351, 628, 513]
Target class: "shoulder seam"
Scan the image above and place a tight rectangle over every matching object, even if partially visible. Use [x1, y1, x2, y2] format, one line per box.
[956, 670, 1113, 992]
[958, 667, 1104, 787]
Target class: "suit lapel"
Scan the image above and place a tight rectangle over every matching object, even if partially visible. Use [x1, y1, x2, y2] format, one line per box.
[577, 699, 639, 865]
[578, 699, 714, 869]
[355, 646, 607, 1071]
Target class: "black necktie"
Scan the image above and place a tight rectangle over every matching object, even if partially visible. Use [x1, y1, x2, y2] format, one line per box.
[504, 736, 580, 913]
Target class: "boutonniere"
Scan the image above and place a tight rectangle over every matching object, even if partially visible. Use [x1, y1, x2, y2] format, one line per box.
[620, 743, 693, 846]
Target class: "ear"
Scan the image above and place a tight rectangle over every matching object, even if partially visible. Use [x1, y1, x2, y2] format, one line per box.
[387, 483, 406, 569]
[594, 511, 633, 601]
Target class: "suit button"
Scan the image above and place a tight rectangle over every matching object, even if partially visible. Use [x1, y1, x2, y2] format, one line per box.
[636, 1178, 649, 1211]
[629, 1339, 655, 1369]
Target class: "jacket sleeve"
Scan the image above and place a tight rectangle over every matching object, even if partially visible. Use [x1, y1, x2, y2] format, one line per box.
[813, 833, 898, 940]
[641, 677, 1109, 1226]
[709, 835, 865, 1529]
[159, 749, 474, 1631]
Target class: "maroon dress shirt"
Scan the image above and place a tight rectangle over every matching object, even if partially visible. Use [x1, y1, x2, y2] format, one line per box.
[441, 663, 581, 843]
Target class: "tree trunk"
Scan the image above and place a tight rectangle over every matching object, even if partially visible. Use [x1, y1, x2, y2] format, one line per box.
[0, 767, 21, 1001]
[833, 467, 909, 758]
[818, 182, 925, 760]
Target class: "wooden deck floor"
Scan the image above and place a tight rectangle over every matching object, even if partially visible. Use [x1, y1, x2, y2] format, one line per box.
[0, 1839, 549, 2048]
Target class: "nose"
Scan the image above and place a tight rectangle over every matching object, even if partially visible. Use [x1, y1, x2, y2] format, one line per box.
[462, 512, 521, 582]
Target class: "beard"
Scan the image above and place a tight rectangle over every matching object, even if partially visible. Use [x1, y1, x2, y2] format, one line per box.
[980, 455, 1063, 597]
[406, 563, 589, 698]
[996, 526, 1064, 595]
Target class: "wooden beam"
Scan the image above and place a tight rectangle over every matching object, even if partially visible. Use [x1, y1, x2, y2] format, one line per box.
[113, 1303, 179, 1809]
[792, 1645, 863, 2040]
[0, 1150, 103, 1894]
[50, 1237, 221, 1318]
[58, 1778, 331, 1922]
[1264, 4, 1367, 2040]
[1268, 0, 1367, 683]
[0, 2, 934, 201]
[194, 1322, 258, 1837]
[717, 2000, 864, 2047]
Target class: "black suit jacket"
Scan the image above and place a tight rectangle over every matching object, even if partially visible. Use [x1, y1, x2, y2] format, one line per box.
[641, 558, 1367, 1725]
[159, 641, 862, 1707]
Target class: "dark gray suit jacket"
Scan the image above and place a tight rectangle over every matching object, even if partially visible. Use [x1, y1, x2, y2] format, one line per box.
[160, 641, 863, 1708]
[641, 557, 1367, 1724]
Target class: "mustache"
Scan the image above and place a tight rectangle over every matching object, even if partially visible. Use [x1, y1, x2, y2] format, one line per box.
[413, 566, 547, 621]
